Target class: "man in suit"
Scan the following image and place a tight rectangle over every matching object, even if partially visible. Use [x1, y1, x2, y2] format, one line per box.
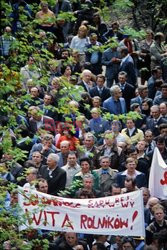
[146, 105, 166, 137]
[103, 85, 127, 115]
[153, 83, 167, 105]
[89, 74, 111, 104]
[131, 85, 152, 108]
[102, 45, 121, 87]
[77, 69, 94, 93]
[116, 71, 135, 111]
[38, 153, 66, 195]
[119, 47, 137, 86]
[39, 93, 58, 120]
[116, 157, 147, 188]
[29, 106, 56, 135]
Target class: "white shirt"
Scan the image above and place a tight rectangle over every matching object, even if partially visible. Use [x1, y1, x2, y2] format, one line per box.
[62, 163, 81, 187]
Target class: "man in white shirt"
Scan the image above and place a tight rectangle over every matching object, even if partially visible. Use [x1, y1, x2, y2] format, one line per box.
[62, 152, 81, 187]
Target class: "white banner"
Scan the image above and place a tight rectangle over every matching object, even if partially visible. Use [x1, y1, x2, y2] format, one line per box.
[18, 188, 145, 237]
[149, 147, 167, 199]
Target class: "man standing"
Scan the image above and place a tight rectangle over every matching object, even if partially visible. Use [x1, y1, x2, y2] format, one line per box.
[146, 105, 166, 137]
[103, 85, 126, 115]
[131, 85, 152, 108]
[102, 44, 121, 87]
[116, 71, 135, 111]
[62, 152, 81, 187]
[89, 74, 111, 104]
[153, 83, 167, 105]
[119, 47, 137, 86]
[38, 153, 66, 195]
[94, 156, 118, 196]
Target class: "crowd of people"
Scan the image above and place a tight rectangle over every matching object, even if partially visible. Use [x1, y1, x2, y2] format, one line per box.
[0, 0, 167, 249]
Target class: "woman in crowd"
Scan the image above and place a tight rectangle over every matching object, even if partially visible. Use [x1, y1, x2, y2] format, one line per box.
[73, 157, 99, 190]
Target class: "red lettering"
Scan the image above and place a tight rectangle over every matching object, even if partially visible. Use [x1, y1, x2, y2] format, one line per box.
[80, 215, 87, 229]
[23, 194, 39, 206]
[61, 213, 74, 230]
[80, 215, 128, 229]
[160, 171, 167, 185]
[31, 210, 43, 226]
[46, 211, 60, 227]
[121, 202, 129, 208]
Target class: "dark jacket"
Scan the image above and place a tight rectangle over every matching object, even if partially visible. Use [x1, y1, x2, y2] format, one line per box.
[38, 165, 66, 195]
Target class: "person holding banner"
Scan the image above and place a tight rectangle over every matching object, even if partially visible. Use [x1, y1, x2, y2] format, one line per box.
[38, 153, 66, 195]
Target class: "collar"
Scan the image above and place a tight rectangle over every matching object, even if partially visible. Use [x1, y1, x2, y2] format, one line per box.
[66, 163, 80, 169]
[121, 169, 141, 176]
[97, 86, 104, 91]
[121, 54, 129, 64]
[47, 166, 57, 173]
[154, 115, 162, 122]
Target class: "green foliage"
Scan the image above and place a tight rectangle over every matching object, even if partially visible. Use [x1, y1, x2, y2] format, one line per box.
[102, 111, 142, 123]
[58, 179, 83, 197]
[87, 37, 119, 53]
[57, 11, 77, 22]
[122, 26, 146, 39]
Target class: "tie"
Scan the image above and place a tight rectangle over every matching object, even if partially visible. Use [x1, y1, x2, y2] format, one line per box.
[99, 88, 103, 96]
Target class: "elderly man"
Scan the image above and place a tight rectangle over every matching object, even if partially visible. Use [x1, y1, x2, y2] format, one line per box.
[103, 85, 126, 115]
[56, 140, 70, 167]
[77, 69, 94, 92]
[146, 105, 166, 136]
[94, 156, 118, 196]
[38, 153, 66, 195]
[62, 152, 81, 187]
